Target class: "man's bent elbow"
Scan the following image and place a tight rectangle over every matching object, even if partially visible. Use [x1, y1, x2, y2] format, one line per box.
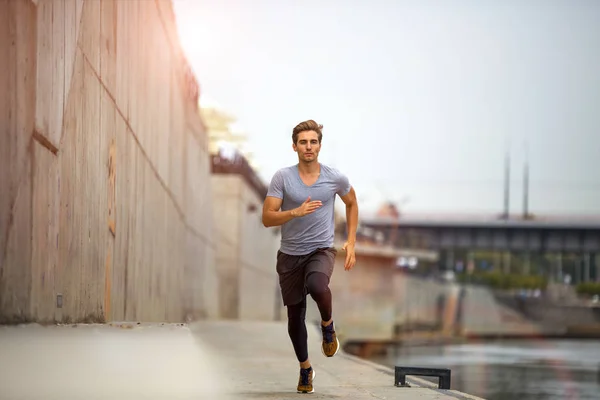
[262, 214, 272, 228]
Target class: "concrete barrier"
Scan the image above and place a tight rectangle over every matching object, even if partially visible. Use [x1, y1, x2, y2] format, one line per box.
[211, 173, 280, 321]
[0, 0, 215, 324]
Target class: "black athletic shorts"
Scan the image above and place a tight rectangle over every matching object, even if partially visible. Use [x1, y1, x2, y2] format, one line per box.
[276, 247, 337, 307]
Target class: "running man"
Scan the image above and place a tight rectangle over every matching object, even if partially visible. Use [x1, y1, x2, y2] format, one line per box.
[262, 119, 359, 393]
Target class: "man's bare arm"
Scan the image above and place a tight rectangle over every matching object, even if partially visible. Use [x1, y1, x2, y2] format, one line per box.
[262, 196, 322, 227]
[340, 187, 359, 244]
[262, 197, 294, 227]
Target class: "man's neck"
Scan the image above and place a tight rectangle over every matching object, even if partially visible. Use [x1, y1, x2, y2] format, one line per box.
[298, 161, 321, 175]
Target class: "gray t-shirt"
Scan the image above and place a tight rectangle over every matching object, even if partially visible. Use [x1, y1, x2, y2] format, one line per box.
[266, 163, 351, 256]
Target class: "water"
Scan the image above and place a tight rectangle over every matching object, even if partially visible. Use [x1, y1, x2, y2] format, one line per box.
[369, 339, 600, 400]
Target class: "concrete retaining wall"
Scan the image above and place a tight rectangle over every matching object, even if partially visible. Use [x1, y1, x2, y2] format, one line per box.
[395, 273, 457, 333]
[309, 243, 546, 342]
[0, 0, 216, 323]
[304, 246, 399, 341]
[494, 293, 600, 331]
[212, 175, 280, 320]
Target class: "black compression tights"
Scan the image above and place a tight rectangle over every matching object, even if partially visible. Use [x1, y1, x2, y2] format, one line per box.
[287, 272, 332, 363]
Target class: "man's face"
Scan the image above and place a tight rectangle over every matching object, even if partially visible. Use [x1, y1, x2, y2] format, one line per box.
[293, 130, 321, 163]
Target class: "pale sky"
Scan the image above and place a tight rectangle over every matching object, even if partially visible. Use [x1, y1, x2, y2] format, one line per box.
[172, 0, 600, 216]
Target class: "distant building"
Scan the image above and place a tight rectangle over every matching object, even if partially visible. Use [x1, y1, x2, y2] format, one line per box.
[340, 211, 600, 282]
[198, 99, 281, 321]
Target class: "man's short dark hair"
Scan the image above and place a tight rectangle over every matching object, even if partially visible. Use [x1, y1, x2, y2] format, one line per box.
[292, 120, 323, 144]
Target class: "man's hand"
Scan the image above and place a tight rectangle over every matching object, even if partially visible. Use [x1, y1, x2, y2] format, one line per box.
[342, 241, 356, 271]
[292, 196, 322, 217]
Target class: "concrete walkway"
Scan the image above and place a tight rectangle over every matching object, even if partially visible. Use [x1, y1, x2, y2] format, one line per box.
[0, 320, 483, 399]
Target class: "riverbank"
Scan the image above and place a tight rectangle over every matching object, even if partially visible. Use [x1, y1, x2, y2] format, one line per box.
[343, 325, 600, 359]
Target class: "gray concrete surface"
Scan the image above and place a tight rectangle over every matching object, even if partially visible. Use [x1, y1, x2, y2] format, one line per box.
[0, 322, 223, 399]
[0, 320, 484, 399]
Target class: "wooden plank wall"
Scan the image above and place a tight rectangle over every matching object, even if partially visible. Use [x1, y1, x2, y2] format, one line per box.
[0, 0, 214, 324]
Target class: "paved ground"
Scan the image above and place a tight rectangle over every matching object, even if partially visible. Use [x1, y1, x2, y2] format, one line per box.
[0, 320, 484, 399]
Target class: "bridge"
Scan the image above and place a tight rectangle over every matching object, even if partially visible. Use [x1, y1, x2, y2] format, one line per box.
[340, 214, 600, 283]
